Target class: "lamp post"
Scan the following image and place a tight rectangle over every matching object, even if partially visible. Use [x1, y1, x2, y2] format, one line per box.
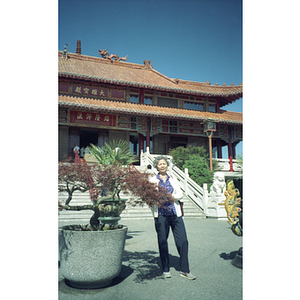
[204, 119, 216, 172]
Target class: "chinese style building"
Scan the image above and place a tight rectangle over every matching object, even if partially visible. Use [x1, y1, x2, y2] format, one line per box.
[58, 42, 242, 164]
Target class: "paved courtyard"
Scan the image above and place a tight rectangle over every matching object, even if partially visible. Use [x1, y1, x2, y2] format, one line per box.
[59, 218, 242, 300]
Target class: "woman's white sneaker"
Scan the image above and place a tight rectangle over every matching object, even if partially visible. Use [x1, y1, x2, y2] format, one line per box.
[179, 272, 196, 280]
[163, 272, 172, 278]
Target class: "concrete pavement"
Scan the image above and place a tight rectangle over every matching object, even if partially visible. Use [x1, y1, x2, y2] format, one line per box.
[59, 218, 242, 300]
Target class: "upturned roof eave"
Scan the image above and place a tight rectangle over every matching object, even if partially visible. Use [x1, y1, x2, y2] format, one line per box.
[58, 100, 242, 125]
[58, 72, 243, 100]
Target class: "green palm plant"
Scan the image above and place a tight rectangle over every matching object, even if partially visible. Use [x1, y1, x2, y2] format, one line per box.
[89, 140, 138, 166]
[236, 153, 243, 168]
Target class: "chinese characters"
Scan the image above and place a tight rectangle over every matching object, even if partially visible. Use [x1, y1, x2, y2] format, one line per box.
[70, 110, 116, 127]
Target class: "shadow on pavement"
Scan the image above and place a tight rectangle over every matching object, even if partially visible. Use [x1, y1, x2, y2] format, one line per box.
[219, 251, 238, 260]
[59, 264, 134, 294]
[126, 230, 144, 240]
[122, 250, 162, 283]
[123, 250, 181, 283]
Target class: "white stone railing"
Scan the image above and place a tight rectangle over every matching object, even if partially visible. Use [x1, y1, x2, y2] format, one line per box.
[172, 165, 207, 212]
[213, 158, 242, 172]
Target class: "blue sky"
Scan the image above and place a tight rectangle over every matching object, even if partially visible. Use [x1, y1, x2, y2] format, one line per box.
[2, 3, 299, 294]
[59, 0, 243, 155]
[59, 0, 242, 111]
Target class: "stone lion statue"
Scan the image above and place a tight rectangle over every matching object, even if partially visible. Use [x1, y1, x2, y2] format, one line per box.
[210, 172, 226, 194]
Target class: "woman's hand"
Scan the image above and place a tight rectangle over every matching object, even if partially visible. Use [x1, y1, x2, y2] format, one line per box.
[166, 193, 175, 202]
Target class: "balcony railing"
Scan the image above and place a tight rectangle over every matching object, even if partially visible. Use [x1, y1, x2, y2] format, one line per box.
[213, 158, 242, 172]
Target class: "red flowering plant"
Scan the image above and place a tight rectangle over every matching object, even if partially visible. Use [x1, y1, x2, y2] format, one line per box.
[58, 157, 173, 231]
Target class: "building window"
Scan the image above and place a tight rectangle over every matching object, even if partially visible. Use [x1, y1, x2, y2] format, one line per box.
[130, 94, 152, 104]
[144, 95, 152, 105]
[209, 104, 216, 112]
[184, 101, 204, 111]
[169, 120, 178, 133]
[158, 97, 178, 108]
[130, 94, 139, 103]
[130, 117, 137, 129]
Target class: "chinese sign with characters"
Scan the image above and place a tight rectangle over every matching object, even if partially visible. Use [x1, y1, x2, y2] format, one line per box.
[59, 83, 126, 101]
[69, 110, 117, 128]
[72, 85, 109, 98]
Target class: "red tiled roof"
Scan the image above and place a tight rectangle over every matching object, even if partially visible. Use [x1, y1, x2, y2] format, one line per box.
[58, 94, 242, 125]
[58, 52, 242, 104]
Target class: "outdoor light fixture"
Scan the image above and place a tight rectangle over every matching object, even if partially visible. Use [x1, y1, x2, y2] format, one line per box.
[204, 118, 216, 172]
[204, 119, 216, 132]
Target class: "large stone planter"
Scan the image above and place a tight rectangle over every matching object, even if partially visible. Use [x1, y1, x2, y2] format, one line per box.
[59, 225, 128, 289]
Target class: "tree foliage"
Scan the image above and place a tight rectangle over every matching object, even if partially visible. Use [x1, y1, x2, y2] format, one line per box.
[236, 153, 243, 168]
[168, 145, 217, 187]
[168, 145, 209, 169]
[182, 154, 213, 187]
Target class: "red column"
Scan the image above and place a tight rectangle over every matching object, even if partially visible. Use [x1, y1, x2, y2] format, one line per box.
[217, 139, 222, 158]
[208, 134, 213, 172]
[146, 118, 151, 151]
[232, 143, 236, 158]
[139, 133, 144, 156]
[139, 89, 144, 104]
[228, 126, 233, 172]
[216, 98, 220, 113]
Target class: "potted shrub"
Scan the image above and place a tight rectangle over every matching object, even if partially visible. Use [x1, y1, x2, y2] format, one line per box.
[58, 141, 172, 289]
[87, 140, 139, 226]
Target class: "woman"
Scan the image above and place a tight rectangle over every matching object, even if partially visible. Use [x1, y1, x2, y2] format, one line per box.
[149, 155, 196, 280]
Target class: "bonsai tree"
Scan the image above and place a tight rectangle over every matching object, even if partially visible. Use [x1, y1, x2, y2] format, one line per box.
[58, 158, 172, 231]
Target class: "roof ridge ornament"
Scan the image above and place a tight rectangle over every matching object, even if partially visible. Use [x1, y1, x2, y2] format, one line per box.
[98, 49, 128, 62]
[143, 59, 153, 68]
[61, 43, 68, 59]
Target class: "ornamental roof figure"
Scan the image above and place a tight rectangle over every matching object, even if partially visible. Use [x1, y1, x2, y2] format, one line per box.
[62, 44, 68, 59]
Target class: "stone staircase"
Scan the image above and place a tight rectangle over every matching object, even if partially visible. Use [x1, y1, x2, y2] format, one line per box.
[120, 193, 205, 220]
[58, 190, 94, 227]
[58, 167, 206, 226]
[59, 191, 205, 226]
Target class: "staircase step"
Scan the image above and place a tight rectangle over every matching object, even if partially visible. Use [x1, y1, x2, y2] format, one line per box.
[58, 188, 205, 226]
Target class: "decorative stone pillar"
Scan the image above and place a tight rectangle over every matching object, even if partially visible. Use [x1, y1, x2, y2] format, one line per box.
[206, 172, 227, 218]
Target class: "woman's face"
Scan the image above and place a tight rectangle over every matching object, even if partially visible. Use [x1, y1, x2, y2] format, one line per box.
[157, 159, 168, 174]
